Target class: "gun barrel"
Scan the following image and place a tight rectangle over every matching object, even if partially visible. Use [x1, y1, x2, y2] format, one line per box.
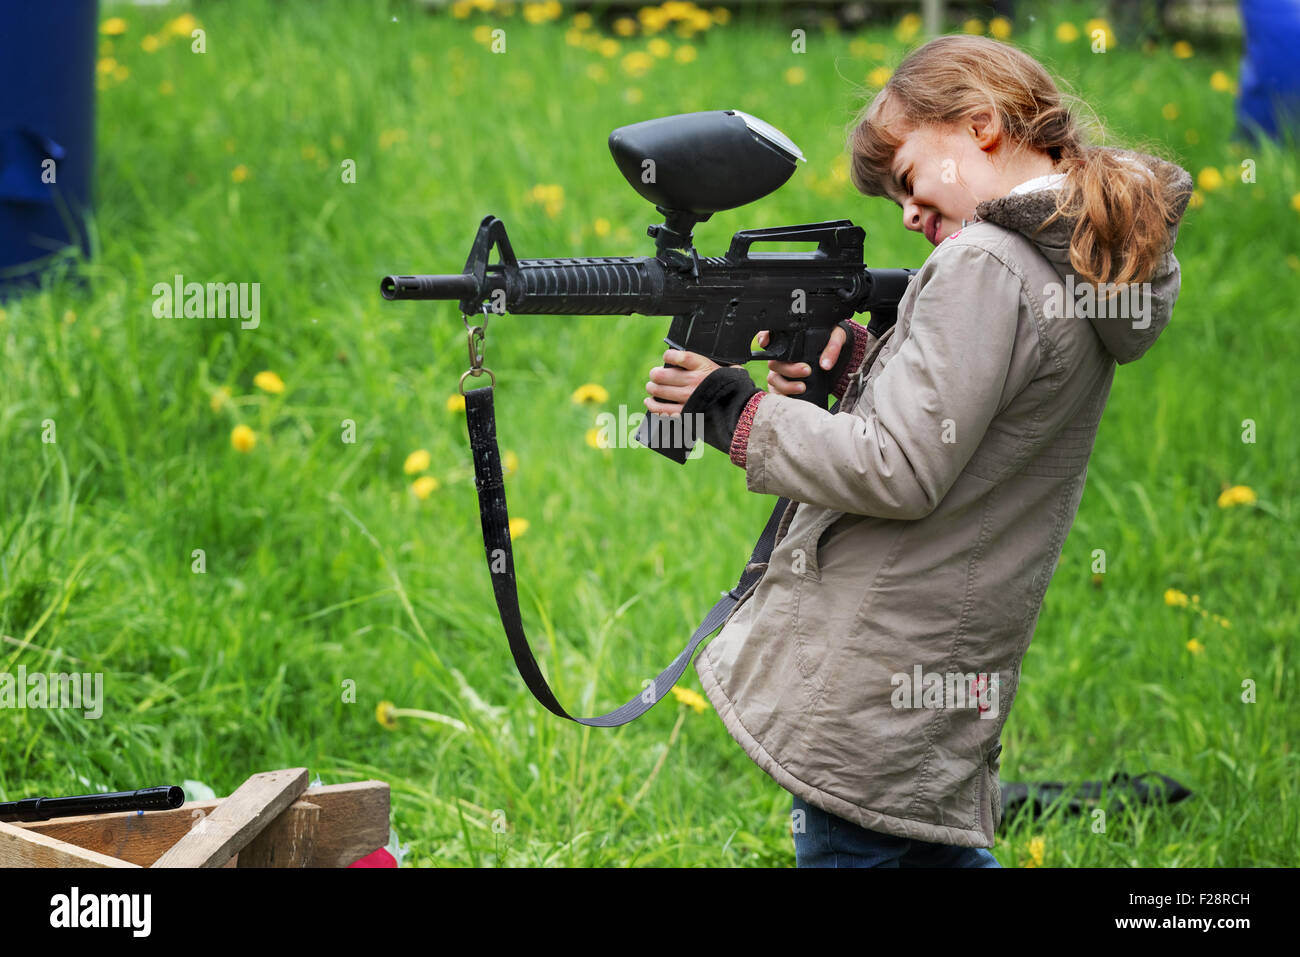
[381, 274, 479, 301]
[0, 785, 185, 822]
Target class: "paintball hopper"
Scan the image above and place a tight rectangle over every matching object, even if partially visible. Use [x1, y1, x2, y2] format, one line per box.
[608, 109, 806, 256]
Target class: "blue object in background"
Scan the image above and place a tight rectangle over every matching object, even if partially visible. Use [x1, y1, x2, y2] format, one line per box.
[1238, 0, 1300, 141]
[0, 0, 98, 298]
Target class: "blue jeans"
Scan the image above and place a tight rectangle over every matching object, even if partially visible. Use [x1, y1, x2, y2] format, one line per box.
[791, 794, 1001, 868]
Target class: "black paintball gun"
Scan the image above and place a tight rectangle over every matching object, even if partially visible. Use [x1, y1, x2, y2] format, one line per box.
[380, 109, 915, 463]
[0, 785, 185, 822]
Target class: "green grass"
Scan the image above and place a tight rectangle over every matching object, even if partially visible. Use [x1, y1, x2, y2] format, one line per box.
[1, 0, 1296, 866]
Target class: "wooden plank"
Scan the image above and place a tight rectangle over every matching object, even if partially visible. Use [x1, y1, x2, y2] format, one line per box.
[13, 780, 389, 867]
[237, 802, 319, 868]
[0, 819, 139, 868]
[297, 781, 389, 867]
[151, 767, 309, 868]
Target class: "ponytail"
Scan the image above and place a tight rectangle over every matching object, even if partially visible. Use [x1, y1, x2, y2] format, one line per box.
[1050, 147, 1183, 286]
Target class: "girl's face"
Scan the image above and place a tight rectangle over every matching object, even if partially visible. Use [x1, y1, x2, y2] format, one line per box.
[881, 118, 1012, 247]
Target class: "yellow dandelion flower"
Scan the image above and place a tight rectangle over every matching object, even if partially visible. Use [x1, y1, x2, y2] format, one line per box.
[673, 45, 697, 63]
[1188, 189, 1204, 209]
[573, 12, 593, 29]
[403, 449, 431, 474]
[1210, 70, 1236, 93]
[1164, 588, 1190, 608]
[1288, 254, 1300, 270]
[253, 370, 285, 394]
[868, 65, 892, 88]
[1186, 638, 1205, 655]
[231, 424, 256, 452]
[1025, 835, 1045, 867]
[1197, 167, 1223, 192]
[411, 476, 439, 499]
[711, 7, 730, 25]
[1290, 192, 1300, 213]
[614, 16, 638, 36]
[586, 427, 606, 449]
[671, 685, 709, 713]
[1085, 18, 1116, 47]
[97, 57, 118, 75]
[451, 1, 473, 18]
[639, 8, 670, 32]
[446, 394, 467, 413]
[1216, 485, 1257, 508]
[647, 38, 671, 58]
[1212, 615, 1231, 629]
[849, 38, 869, 56]
[376, 700, 399, 729]
[896, 12, 921, 41]
[962, 18, 984, 35]
[566, 28, 586, 47]
[112, 64, 129, 82]
[167, 13, 199, 37]
[508, 517, 530, 538]
[503, 449, 519, 477]
[1161, 102, 1179, 120]
[473, 24, 493, 44]
[784, 66, 806, 85]
[231, 164, 249, 183]
[622, 51, 654, 76]
[524, 2, 549, 25]
[1172, 40, 1193, 58]
[688, 10, 712, 31]
[593, 216, 611, 237]
[989, 16, 1012, 39]
[141, 34, 161, 53]
[572, 383, 610, 404]
[159, 80, 174, 96]
[101, 17, 128, 36]
[599, 37, 621, 58]
[210, 385, 231, 412]
[1056, 22, 1079, 43]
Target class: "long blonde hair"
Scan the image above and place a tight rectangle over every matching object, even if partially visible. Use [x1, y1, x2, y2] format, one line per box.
[847, 35, 1187, 285]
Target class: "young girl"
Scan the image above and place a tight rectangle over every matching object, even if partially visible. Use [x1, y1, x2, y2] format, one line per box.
[644, 35, 1193, 867]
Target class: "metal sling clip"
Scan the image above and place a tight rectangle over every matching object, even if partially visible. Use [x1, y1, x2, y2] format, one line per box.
[458, 303, 496, 394]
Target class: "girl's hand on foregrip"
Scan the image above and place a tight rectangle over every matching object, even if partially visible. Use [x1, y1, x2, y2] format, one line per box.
[761, 326, 848, 396]
[644, 349, 722, 415]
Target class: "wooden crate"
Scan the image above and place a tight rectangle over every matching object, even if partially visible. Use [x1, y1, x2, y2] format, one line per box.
[0, 769, 390, 868]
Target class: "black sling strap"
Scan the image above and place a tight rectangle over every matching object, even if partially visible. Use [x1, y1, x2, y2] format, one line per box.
[464, 384, 789, 727]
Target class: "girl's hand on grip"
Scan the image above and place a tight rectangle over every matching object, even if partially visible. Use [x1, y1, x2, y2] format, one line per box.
[761, 326, 848, 396]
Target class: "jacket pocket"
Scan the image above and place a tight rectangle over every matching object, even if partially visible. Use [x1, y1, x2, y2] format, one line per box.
[787, 510, 846, 582]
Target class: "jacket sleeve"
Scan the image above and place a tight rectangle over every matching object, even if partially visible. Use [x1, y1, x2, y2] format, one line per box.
[740, 242, 1030, 519]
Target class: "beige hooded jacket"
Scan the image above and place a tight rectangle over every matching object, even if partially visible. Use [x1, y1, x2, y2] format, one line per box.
[694, 152, 1194, 847]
